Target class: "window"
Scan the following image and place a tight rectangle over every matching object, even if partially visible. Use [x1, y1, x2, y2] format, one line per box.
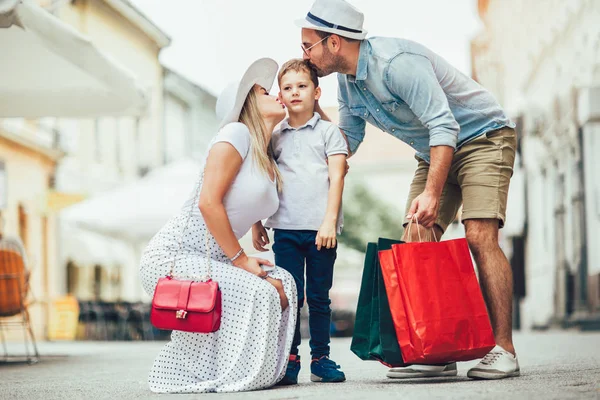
[94, 119, 102, 162]
[0, 161, 6, 210]
[93, 265, 102, 301]
[164, 94, 191, 163]
[57, 119, 79, 154]
[66, 261, 78, 295]
[18, 203, 28, 251]
[115, 118, 121, 172]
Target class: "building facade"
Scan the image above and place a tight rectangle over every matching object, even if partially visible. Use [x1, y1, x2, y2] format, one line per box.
[163, 68, 218, 163]
[472, 0, 600, 329]
[48, 0, 170, 307]
[0, 120, 63, 340]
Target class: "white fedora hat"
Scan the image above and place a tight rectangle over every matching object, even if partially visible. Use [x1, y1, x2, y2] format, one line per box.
[295, 0, 367, 41]
[216, 58, 279, 129]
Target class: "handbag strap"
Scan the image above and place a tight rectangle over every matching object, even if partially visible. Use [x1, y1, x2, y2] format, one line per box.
[167, 167, 212, 281]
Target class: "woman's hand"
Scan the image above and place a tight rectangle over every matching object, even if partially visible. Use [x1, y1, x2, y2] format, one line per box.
[233, 254, 272, 278]
[316, 221, 337, 251]
[252, 222, 270, 252]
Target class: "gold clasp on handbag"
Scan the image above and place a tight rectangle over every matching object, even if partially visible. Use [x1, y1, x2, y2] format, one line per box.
[176, 310, 187, 319]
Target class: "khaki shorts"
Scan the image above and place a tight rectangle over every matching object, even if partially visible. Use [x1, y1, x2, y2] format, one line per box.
[404, 127, 517, 232]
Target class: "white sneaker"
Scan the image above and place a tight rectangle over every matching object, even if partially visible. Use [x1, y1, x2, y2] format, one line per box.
[467, 345, 520, 380]
[387, 363, 458, 379]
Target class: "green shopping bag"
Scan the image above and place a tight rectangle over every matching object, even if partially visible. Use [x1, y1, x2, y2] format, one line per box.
[351, 242, 377, 360]
[351, 238, 406, 367]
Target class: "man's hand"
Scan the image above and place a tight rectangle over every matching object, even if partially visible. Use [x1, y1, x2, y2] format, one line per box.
[326, 157, 350, 176]
[251, 222, 269, 252]
[406, 190, 440, 229]
[316, 221, 337, 250]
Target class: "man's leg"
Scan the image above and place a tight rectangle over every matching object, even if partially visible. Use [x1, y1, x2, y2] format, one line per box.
[388, 158, 461, 379]
[456, 128, 520, 379]
[464, 219, 514, 354]
[463, 218, 520, 380]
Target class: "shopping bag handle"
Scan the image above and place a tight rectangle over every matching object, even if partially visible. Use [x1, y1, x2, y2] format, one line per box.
[405, 215, 438, 242]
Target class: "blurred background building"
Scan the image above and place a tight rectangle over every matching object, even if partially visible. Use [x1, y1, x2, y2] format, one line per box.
[472, 0, 600, 330]
[1, 0, 217, 341]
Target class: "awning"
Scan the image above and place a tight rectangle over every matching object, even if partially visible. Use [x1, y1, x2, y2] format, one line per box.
[61, 223, 132, 268]
[0, 0, 147, 117]
[61, 159, 201, 241]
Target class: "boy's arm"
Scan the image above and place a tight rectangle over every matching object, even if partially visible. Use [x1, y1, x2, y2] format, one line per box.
[316, 154, 346, 250]
[252, 221, 270, 252]
[325, 154, 346, 221]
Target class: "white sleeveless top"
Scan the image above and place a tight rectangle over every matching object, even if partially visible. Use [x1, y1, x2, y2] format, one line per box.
[180, 122, 279, 239]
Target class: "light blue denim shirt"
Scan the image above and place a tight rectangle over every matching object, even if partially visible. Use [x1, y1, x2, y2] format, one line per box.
[338, 38, 515, 162]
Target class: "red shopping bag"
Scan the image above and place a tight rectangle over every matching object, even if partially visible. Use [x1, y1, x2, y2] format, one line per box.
[384, 237, 495, 364]
[378, 249, 412, 361]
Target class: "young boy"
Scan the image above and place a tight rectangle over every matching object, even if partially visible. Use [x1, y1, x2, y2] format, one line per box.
[252, 59, 348, 384]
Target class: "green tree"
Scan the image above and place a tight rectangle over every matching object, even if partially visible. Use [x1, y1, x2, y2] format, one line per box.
[338, 182, 405, 252]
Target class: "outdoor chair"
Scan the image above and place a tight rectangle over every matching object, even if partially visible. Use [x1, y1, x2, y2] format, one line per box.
[0, 239, 39, 363]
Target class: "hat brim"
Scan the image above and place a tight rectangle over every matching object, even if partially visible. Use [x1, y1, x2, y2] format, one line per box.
[218, 58, 279, 129]
[294, 18, 367, 40]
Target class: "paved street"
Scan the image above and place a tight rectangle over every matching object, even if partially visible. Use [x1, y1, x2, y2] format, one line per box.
[1, 332, 599, 400]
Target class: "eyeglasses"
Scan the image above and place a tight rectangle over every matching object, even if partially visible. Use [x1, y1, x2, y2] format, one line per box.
[301, 35, 331, 57]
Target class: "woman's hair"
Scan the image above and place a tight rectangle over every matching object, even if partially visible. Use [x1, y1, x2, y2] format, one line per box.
[238, 89, 283, 190]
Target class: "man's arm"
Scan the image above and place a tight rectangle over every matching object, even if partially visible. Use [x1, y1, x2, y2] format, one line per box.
[315, 88, 367, 157]
[406, 146, 453, 228]
[386, 53, 460, 228]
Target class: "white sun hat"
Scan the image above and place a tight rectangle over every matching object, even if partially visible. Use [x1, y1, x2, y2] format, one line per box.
[216, 58, 279, 129]
[295, 0, 367, 41]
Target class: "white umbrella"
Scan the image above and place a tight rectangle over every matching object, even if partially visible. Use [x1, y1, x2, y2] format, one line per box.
[61, 223, 132, 268]
[62, 158, 202, 241]
[0, 0, 147, 117]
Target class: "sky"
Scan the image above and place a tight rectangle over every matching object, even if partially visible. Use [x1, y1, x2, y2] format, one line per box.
[130, 0, 482, 107]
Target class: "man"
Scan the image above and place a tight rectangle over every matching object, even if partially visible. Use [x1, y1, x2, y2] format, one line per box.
[296, 0, 520, 380]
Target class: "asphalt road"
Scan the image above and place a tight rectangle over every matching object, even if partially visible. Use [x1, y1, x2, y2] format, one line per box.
[1, 331, 599, 399]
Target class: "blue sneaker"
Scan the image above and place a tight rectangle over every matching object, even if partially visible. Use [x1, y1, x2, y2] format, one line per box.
[277, 355, 301, 386]
[310, 356, 346, 382]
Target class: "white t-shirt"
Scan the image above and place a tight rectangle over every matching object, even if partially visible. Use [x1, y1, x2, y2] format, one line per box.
[181, 122, 279, 239]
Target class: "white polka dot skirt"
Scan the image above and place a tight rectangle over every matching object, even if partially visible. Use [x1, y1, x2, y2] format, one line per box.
[140, 215, 298, 393]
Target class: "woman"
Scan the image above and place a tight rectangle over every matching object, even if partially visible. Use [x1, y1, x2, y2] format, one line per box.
[139, 58, 297, 393]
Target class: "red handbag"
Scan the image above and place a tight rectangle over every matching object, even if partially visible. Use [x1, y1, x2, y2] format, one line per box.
[150, 170, 222, 333]
[150, 276, 221, 333]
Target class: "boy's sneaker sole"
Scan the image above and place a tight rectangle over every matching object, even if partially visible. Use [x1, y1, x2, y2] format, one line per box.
[387, 363, 458, 379]
[310, 373, 346, 383]
[467, 368, 520, 380]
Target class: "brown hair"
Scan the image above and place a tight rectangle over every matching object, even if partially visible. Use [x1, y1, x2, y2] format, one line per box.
[277, 59, 319, 88]
[238, 89, 283, 190]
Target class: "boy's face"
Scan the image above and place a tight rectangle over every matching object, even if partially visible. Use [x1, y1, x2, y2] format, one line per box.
[278, 70, 321, 115]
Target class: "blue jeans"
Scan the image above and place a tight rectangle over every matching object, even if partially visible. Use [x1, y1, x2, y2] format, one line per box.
[272, 229, 337, 358]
